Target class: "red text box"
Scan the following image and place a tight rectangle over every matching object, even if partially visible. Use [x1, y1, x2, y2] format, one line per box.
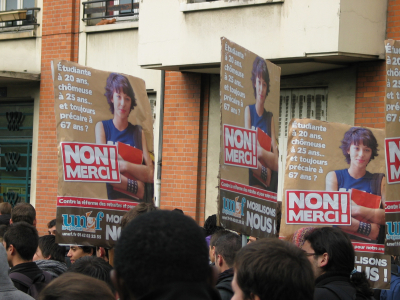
[224, 124, 257, 168]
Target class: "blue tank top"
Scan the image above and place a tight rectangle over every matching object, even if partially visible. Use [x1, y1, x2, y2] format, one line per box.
[248, 105, 275, 190]
[102, 119, 142, 200]
[248, 104, 272, 137]
[335, 169, 375, 194]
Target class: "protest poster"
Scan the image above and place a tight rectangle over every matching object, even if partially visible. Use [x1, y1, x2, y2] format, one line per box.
[218, 38, 280, 238]
[52, 60, 154, 247]
[384, 40, 400, 255]
[280, 118, 390, 289]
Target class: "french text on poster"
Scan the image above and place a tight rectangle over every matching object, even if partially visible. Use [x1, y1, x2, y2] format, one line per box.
[220, 179, 277, 202]
[385, 137, 400, 184]
[223, 124, 257, 168]
[61, 142, 120, 182]
[286, 190, 351, 225]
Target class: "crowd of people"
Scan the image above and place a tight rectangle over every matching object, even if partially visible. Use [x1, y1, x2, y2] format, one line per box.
[0, 201, 398, 300]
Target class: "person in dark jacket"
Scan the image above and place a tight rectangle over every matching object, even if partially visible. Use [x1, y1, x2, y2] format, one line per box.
[112, 210, 221, 300]
[0, 202, 12, 226]
[302, 227, 373, 300]
[214, 232, 241, 300]
[3, 222, 51, 295]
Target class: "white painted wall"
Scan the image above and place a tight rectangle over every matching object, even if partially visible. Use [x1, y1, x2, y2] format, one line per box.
[138, 0, 387, 68]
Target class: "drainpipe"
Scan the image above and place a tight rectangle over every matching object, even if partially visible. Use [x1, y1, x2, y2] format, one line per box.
[155, 70, 165, 207]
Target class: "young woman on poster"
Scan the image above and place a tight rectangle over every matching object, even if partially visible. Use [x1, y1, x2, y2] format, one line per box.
[244, 56, 279, 192]
[325, 127, 385, 242]
[95, 73, 154, 201]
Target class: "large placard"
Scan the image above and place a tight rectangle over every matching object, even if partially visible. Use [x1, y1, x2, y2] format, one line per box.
[52, 60, 154, 247]
[280, 119, 390, 289]
[219, 38, 280, 237]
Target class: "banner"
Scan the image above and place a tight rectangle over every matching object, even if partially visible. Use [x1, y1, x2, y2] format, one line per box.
[219, 38, 280, 237]
[52, 60, 154, 247]
[281, 118, 389, 288]
[384, 40, 400, 254]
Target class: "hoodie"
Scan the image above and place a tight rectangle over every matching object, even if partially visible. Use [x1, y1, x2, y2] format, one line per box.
[0, 245, 35, 300]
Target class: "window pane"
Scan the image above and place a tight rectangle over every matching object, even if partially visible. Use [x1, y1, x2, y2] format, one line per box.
[23, 0, 35, 8]
[6, 0, 18, 10]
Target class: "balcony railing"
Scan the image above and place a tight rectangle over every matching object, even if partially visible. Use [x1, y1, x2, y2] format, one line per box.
[0, 8, 40, 30]
[82, 0, 139, 26]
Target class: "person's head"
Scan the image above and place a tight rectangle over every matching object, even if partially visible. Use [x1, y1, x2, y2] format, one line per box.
[340, 127, 378, 166]
[34, 235, 65, 263]
[104, 73, 137, 116]
[68, 256, 114, 293]
[3, 221, 38, 266]
[251, 56, 270, 102]
[172, 208, 184, 214]
[67, 245, 95, 264]
[38, 273, 115, 300]
[233, 239, 314, 300]
[96, 247, 109, 263]
[113, 210, 210, 300]
[47, 219, 57, 235]
[11, 202, 36, 226]
[203, 214, 224, 237]
[209, 229, 230, 263]
[292, 227, 316, 248]
[214, 232, 241, 273]
[303, 227, 354, 279]
[0, 224, 8, 243]
[0, 202, 12, 215]
[120, 202, 157, 229]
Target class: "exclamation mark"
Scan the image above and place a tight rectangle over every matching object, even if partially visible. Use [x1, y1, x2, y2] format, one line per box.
[253, 132, 257, 166]
[110, 147, 117, 180]
[341, 194, 348, 223]
[384, 269, 388, 282]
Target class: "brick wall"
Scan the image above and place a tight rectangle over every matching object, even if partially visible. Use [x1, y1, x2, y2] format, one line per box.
[354, 0, 399, 128]
[160, 72, 209, 225]
[36, 0, 80, 235]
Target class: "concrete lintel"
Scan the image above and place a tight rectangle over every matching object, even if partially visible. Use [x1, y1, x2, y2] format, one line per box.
[0, 71, 40, 82]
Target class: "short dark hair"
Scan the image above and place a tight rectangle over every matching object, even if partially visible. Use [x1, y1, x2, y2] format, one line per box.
[115, 210, 209, 298]
[210, 229, 230, 248]
[214, 232, 241, 267]
[120, 202, 157, 229]
[11, 203, 36, 225]
[235, 239, 314, 300]
[68, 256, 114, 293]
[47, 219, 56, 229]
[38, 235, 65, 263]
[104, 73, 137, 114]
[251, 56, 270, 99]
[80, 246, 95, 255]
[0, 202, 12, 215]
[203, 214, 224, 236]
[0, 224, 8, 241]
[340, 127, 378, 164]
[3, 221, 38, 261]
[305, 227, 354, 274]
[38, 273, 115, 300]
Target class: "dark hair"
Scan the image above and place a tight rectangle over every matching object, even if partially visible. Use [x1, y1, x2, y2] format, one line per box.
[251, 56, 270, 99]
[214, 232, 241, 267]
[11, 203, 36, 225]
[0, 202, 12, 215]
[305, 227, 372, 297]
[3, 221, 38, 261]
[38, 235, 65, 263]
[80, 246, 95, 255]
[210, 229, 230, 248]
[235, 239, 314, 300]
[0, 224, 8, 240]
[68, 256, 114, 293]
[104, 73, 137, 114]
[172, 208, 184, 214]
[47, 219, 56, 229]
[38, 273, 115, 300]
[121, 202, 157, 229]
[340, 127, 378, 164]
[203, 214, 224, 237]
[115, 210, 209, 298]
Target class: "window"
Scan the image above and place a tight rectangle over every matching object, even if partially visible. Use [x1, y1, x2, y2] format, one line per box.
[277, 88, 327, 201]
[83, 0, 139, 26]
[0, 0, 37, 28]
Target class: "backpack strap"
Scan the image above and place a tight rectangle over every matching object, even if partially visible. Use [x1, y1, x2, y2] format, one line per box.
[370, 173, 384, 196]
[9, 272, 34, 289]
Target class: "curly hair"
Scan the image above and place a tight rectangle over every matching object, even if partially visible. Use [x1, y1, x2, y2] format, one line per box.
[104, 73, 137, 114]
[339, 127, 378, 164]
